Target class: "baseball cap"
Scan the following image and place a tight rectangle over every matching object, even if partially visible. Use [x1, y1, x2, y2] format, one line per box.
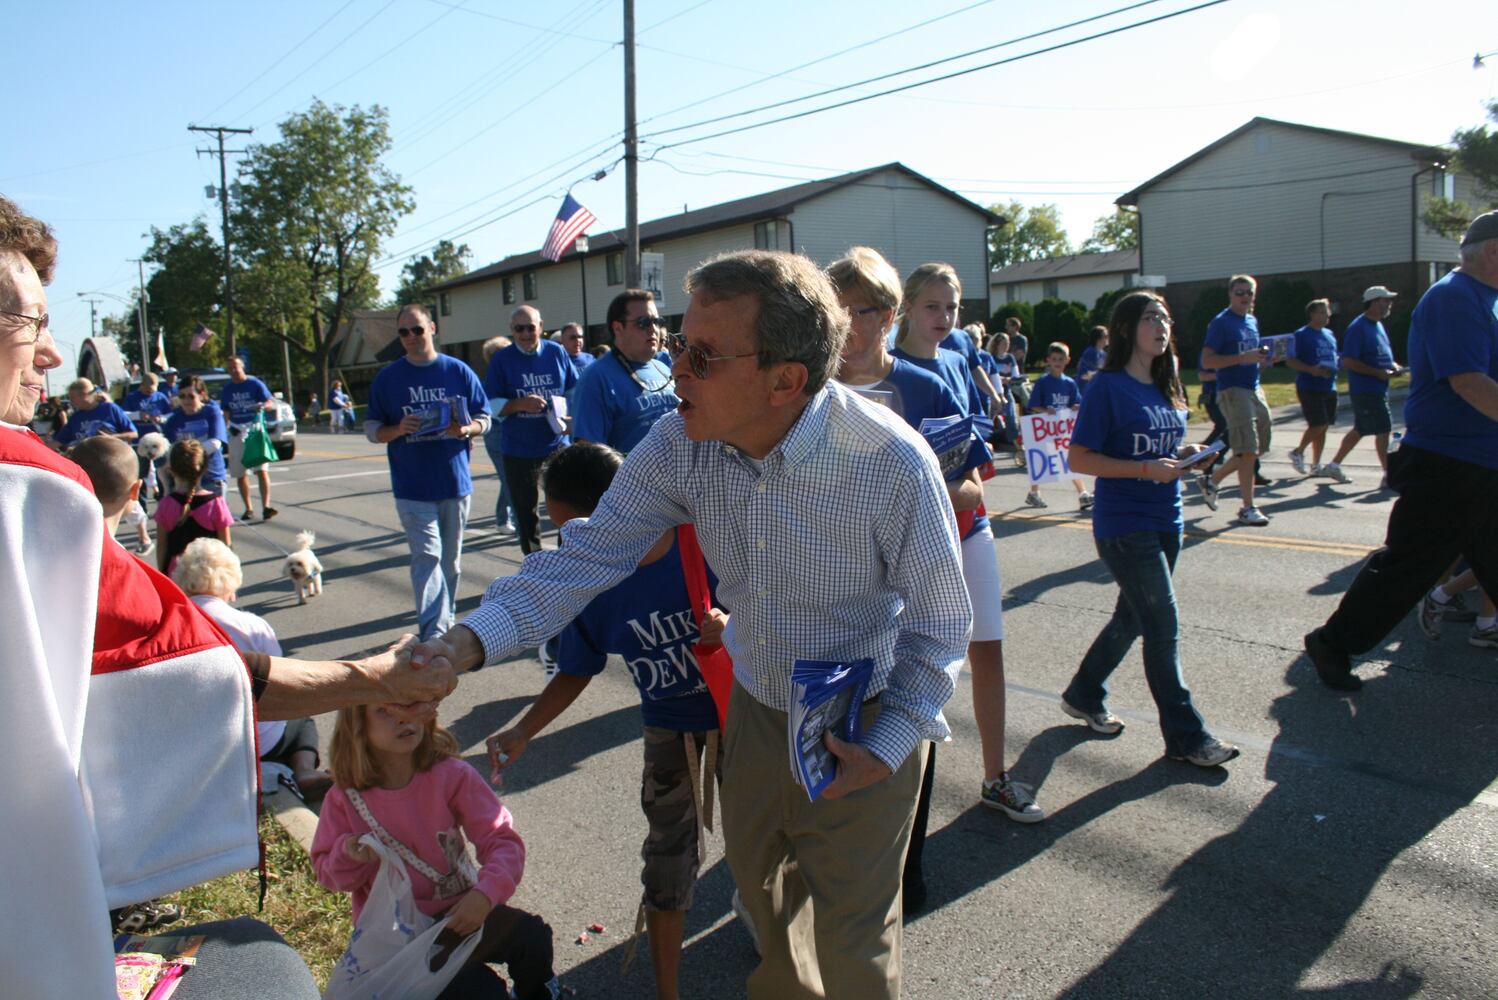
[1361, 286, 1398, 302]
[1461, 210, 1498, 247]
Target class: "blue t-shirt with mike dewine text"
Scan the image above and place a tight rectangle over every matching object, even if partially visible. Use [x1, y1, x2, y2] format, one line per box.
[571, 350, 679, 454]
[367, 354, 490, 502]
[1071, 370, 1189, 539]
[219, 376, 274, 426]
[558, 533, 721, 732]
[1292, 324, 1339, 393]
[1341, 313, 1396, 397]
[1027, 372, 1081, 412]
[54, 400, 136, 446]
[1204, 308, 1261, 391]
[484, 340, 576, 459]
[161, 402, 229, 484]
[120, 389, 173, 435]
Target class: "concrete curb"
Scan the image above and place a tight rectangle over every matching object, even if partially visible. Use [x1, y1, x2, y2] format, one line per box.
[263, 784, 319, 854]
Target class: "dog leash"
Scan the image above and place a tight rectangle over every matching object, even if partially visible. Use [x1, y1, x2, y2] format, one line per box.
[234, 516, 294, 558]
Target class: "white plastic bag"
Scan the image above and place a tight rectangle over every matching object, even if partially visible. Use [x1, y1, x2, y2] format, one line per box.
[323, 835, 483, 1000]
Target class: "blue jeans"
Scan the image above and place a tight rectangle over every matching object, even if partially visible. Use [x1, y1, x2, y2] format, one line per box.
[1063, 530, 1207, 756]
[482, 431, 515, 529]
[394, 495, 471, 641]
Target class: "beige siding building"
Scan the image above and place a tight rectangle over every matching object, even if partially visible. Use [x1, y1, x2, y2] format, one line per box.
[426, 163, 998, 368]
[1118, 117, 1473, 323]
[989, 249, 1141, 308]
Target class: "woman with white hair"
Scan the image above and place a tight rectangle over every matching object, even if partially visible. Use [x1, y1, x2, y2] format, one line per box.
[174, 538, 333, 801]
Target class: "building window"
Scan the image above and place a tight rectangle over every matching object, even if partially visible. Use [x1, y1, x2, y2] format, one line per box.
[438, 292, 451, 317]
[1005, 283, 1018, 303]
[606, 252, 624, 286]
[523, 272, 537, 301]
[1042, 279, 1059, 299]
[754, 220, 788, 250]
[502, 277, 516, 305]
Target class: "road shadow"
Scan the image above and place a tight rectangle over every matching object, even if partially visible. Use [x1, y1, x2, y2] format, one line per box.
[1053, 651, 1496, 998]
[462, 704, 642, 794]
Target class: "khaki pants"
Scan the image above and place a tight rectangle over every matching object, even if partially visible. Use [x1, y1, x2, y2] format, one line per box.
[721, 683, 924, 1000]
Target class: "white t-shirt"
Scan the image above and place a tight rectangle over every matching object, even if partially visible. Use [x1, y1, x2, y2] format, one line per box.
[190, 594, 287, 752]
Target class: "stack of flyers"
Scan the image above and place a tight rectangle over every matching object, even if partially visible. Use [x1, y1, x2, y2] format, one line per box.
[406, 396, 473, 441]
[917, 413, 993, 481]
[787, 658, 874, 802]
[1259, 333, 1295, 362]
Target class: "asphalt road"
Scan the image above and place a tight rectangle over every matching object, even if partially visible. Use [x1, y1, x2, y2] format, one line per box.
[211, 411, 1498, 1000]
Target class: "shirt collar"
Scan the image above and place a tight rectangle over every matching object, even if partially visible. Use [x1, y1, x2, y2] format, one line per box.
[771, 384, 831, 472]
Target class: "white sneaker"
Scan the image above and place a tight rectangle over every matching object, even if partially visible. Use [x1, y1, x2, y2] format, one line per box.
[1321, 463, 1351, 484]
[1237, 506, 1270, 526]
[1078, 491, 1094, 511]
[1024, 492, 1048, 509]
[1310, 463, 1323, 476]
[1289, 449, 1306, 474]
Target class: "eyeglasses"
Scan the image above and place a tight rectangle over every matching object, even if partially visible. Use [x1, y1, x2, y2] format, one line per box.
[846, 306, 882, 319]
[631, 315, 668, 331]
[0, 308, 49, 338]
[665, 332, 757, 379]
[1231, 289, 1255, 298]
[512, 323, 537, 334]
[397, 325, 427, 337]
[1141, 312, 1173, 326]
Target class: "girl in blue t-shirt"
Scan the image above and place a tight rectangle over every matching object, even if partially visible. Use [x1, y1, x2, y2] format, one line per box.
[160, 375, 228, 495]
[1076, 325, 1108, 393]
[487, 442, 725, 997]
[1061, 292, 1239, 769]
[882, 257, 1042, 827]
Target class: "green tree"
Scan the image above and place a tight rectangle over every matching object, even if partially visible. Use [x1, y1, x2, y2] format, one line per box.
[232, 100, 415, 397]
[107, 219, 227, 371]
[1422, 99, 1498, 239]
[1088, 287, 1131, 330]
[1080, 208, 1139, 253]
[987, 201, 1070, 268]
[1032, 298, 1089, 361]
[395, 240, 471, 308]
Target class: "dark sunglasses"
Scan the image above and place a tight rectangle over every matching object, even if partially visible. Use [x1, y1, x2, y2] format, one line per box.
[664, 332, 756, 380]
[631, 315, 669, 331]
[512, 323, 537, 334]
[397, 325, 427, 337]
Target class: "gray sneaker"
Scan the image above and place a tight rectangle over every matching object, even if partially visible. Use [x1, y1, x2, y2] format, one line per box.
[1289, 449, 1307, 474]
[981, 773, 1045, 823]
[1418, 592, 1444, 642]
[1197, 472, 1219, 511]
[1469, 624, 1498, 649]
[1024, 492, 1048, 509]
[1061, 697, 1124, 735]
[1169, 737, 1240, 768]
[1321, 462, 1352, 484]
[1236, 506, 1270, 526]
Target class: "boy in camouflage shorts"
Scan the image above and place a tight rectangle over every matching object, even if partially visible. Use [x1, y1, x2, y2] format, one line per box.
[487, 442, 726, 1000]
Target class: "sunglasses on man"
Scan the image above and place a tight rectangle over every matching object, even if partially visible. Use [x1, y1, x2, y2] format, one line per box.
[630, 315, 669, 331]
[512, 323, 538, 334]
[397, 324, 427, 337]
[664, 332, 756, 380]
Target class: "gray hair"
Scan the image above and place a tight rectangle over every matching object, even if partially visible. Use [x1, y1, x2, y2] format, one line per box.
[1460, 237, 1495, 265]
[685, 250, 848, 396]
[172, 538, 243, 599]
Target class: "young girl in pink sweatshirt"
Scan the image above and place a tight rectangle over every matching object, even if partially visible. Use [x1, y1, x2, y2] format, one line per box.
[312, 704, 559, 999]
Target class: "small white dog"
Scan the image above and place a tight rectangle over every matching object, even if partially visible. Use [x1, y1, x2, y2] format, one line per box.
[136, 432, 169, 498]
[283, 530, 324, 605]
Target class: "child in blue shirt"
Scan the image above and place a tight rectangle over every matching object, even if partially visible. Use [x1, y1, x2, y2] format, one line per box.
[1023, 343, 1091, 511]
[487, 442, 725, 1000]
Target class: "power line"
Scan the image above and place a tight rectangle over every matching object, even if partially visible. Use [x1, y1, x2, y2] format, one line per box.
[638, 0, 999, 128]
[642, 0, 1171, 140]
[644, 0, 1234, 152]
[195, 0, 359, 123]
[639, 0, 720, 34]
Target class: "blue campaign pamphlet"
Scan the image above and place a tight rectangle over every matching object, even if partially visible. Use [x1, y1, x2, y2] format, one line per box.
[787, 658, 875, 802]
[406, 396, 472, 442]
[918, 413, 993, 480]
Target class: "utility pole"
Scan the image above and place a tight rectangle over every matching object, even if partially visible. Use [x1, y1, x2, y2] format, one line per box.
[127, 258, 151, 374]
[81, 297, 100, 338]
[189, 124, 253, 359]
[623, 0, 640, 286]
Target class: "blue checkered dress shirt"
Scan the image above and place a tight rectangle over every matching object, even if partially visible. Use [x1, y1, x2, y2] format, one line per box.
[461, 380, 972, 770]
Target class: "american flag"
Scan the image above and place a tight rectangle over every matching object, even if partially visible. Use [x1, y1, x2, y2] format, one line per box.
[539, 194, 597, 262]
[189, 323, 215, 352]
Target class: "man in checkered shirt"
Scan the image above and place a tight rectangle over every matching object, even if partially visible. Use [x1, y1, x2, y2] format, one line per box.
[415, 249, 971, 998]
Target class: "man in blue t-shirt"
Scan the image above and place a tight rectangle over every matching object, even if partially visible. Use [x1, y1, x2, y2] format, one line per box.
[483, 304, 576, 554]
[1285, 298, 1340, 475]
[558, 323, 593, 375]
[572, 289, 679, 455]
[1321, 286, 1406, 487]
[1197, 274, 1279, 526]
[52, 378, 136, 450]
[366, 303, 491, 640]
[219, 357, 279, 521]
[1306, 212, 1498, 691]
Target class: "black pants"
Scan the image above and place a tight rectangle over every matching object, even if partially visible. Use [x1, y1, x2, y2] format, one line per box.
[903, 741, 937, 887]
[435, 904, 555, 1000]
[261, 717, 319, 770]
[502, 454, 549, 555]
[1321, 446, 1498, 654]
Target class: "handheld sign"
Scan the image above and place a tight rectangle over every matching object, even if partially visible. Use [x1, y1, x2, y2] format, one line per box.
[1023, 407, 1083, 485]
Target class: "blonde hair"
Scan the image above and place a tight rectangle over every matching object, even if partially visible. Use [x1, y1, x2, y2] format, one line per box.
[896, 262, 961, 348]
[173, 538, 242, 598]
[826, 246, 902, 313]
[329, 705, 460, 791]
[481, 335, 512, 362]
[168, 439, 209, 529]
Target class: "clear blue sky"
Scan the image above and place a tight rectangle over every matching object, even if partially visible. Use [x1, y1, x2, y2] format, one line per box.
[5, 0, 1494, 365]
